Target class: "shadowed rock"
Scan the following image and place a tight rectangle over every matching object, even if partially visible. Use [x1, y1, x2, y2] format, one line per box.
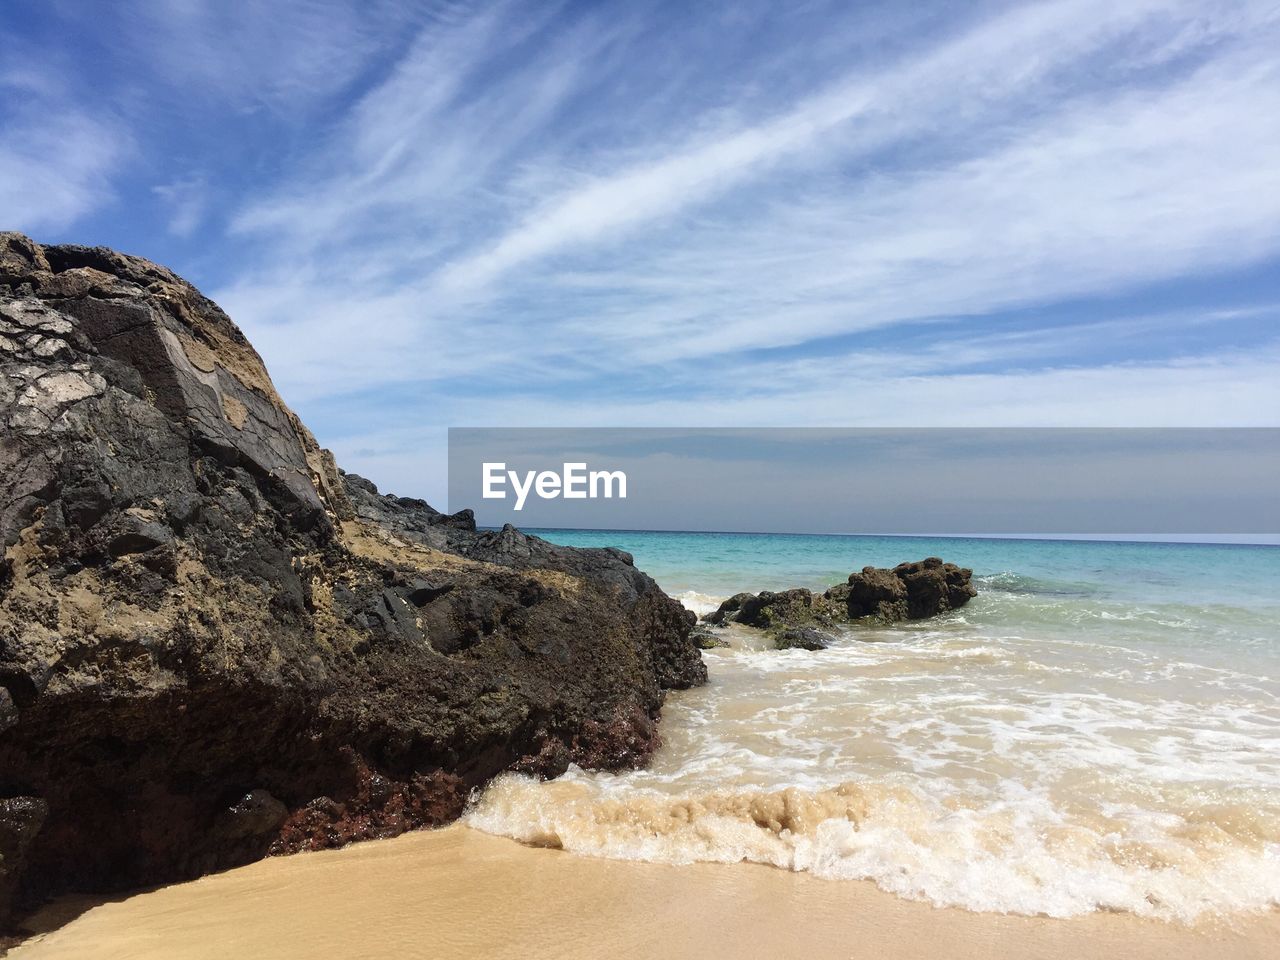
[773, 627, 833, 651]
[703, 588, 827, 630]
[0, 233, 705, 931]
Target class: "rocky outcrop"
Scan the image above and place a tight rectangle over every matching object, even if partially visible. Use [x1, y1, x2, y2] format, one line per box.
[703, 558, 975, 648]
[703, 588, 824, 630]
[0, 233, 705, 931]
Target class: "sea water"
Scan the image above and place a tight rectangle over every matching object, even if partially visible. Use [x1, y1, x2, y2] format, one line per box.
[466, 532, 1280, 921]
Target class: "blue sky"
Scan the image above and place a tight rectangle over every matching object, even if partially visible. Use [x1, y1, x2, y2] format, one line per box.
[3, 0, 1280, 507]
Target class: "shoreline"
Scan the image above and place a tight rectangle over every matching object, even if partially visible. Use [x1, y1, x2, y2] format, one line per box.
[11, 825, 1280, 960]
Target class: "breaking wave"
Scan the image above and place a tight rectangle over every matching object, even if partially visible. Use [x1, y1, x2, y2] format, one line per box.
[467, 773, 1280, 921]
[477, 535, 1280, 923]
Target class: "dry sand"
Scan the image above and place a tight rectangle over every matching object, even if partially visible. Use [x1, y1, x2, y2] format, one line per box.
[11, 824, 1279, 960]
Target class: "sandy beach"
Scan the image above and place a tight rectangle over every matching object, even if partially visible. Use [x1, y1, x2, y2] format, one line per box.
[11, 824, 1279, 960]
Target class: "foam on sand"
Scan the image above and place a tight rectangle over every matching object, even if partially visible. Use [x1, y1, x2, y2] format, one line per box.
[467, 773, 1280, 921]
[465, 581, 1280, 923]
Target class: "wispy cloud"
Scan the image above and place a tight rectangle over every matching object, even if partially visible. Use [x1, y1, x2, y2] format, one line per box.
[595, 40, 1280, 363]
[428, 0, 1245, 295]
[215, 2, 1280, 416]
[7, 0, 1280, 503]
[121, 0, 433, 114]
[0, 57, 127, 232]
[152, 175, 208, 238]
[329, 340, 1280, 507]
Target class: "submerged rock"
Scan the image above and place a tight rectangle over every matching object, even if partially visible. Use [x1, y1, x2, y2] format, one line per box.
[773, 627, 834, 651]
[704, 557, 975, 646]
[0, 233, 705, 930]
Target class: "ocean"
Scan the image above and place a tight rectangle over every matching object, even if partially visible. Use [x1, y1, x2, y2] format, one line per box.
[465, 531, 1280, 922]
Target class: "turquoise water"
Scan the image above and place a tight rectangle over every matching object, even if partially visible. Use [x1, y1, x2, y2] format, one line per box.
[470, 531, 1280, 920]
[534, 530, 1280, 663]
[531, 530, 1280, 609]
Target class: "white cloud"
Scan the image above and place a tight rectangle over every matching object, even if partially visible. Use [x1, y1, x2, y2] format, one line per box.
[590, 41, 1280, 363]
[330, 341, 1280, 507]
[152, 176, 208, 237]
[0, 74, 126, 233]
[429, 0, 1245, 295]
[197, 0, 1280, 504]
[123, 0, 432, 114]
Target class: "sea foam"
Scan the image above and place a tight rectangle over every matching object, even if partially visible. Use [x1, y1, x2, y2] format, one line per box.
[466, 772, 1280, 921]
[477, 534, 1280, 922]
[469, 583, 1280, 921]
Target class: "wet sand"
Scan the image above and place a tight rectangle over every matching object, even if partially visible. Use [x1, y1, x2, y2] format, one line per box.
[11, 825, 1279, 960]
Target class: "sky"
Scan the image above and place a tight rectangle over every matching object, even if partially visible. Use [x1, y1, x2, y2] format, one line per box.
[3, 0, 1280, 509]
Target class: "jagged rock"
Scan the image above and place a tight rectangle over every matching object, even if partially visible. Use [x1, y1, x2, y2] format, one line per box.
[0, 233, 705, 930]
[773, 627, 834, 651]
[702, 557, 975, 641]
[404, 577, 453, 606]
[703, 588, 833, 630]
[707, 587, 834, 631]
[831, 558, 976, 620]
[701, 592, 755, 626]
[341, 471, 473, 548]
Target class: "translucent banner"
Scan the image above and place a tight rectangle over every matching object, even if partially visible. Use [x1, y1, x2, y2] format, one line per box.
[447, 428, 1280, 535]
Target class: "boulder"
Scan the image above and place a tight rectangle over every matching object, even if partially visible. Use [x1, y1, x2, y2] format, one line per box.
[773, 627, 834, 651]
[0, 233, 705, 930]
[702, 592, 755, 626]
[704, 588, 831, 630]
[833, 558, 976, 620]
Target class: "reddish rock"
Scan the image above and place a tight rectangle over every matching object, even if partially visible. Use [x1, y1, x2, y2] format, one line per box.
[0, 233, 705, 931]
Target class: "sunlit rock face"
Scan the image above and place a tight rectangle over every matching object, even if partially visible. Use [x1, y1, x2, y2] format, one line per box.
[0, 232, 705, 930]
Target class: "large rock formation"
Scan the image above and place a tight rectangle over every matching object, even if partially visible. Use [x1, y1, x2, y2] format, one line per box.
[704, 558, 976, 647]
[0, 233, 705, 930]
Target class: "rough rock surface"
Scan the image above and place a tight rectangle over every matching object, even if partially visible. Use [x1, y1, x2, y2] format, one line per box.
[772, 626, 833, 651]
[703, 558, 975, 647]
[832, 559, 976, 622]
[702, 588, 825, 630]
[0, 233, 705, 931]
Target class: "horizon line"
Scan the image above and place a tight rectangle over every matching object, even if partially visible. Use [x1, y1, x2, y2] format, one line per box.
[483, 527, 1280, 547]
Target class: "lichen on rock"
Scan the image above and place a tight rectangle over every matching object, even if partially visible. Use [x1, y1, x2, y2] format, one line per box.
[0, 232, 706, 931]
